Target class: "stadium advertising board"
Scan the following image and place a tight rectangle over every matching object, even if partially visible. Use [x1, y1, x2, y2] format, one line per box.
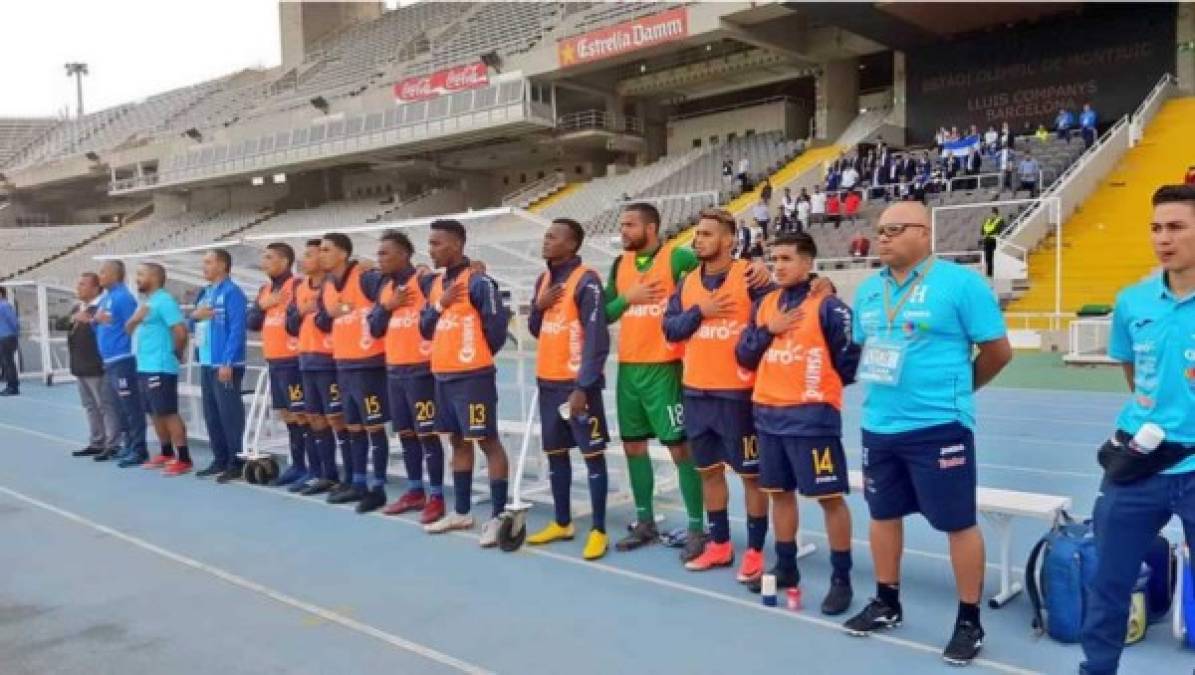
[557, 7, 689, 68]
[905, 4, 1175, 144]
[394, 62, 489, 102]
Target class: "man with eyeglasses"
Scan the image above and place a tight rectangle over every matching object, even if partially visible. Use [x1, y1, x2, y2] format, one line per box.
[842, 201, 1012, 666]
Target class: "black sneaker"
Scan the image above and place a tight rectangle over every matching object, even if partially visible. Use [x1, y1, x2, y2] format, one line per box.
[73, 446, 102, 457]
[843, 598, 903, 636]
[300, 478, 337, 496]
[821, 578, 854, 616]
[93, 448, 118, 462]
[355, 488, 386, 514]
[196, 464, 223, 478]
[942, 620, 984, 666]
[680, 529, 708, 563]
[328, 484, 365, 505]
[747, 566, 798, 594]
[215, 466, 243, 484]
[615, 520, 659, 552]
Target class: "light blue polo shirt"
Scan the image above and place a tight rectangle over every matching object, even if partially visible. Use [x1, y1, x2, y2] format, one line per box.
[1109, 273, 1195, 473]
[135, 289, 185, 375]
[852, 257, 1007, 434]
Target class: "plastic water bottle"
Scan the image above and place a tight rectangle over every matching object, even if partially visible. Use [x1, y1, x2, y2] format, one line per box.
[1130, 423, 1165, 455]
[760, 574, 777, 607]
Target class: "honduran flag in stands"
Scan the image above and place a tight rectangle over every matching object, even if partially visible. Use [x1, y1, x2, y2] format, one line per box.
[942, 134, 981, 157]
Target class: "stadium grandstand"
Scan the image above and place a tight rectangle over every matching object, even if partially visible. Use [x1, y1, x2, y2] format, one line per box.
[2, 2, 1194, 674]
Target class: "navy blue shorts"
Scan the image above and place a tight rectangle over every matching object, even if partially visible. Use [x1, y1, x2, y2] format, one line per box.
[683, 395, 758, 475]
[338, 368, 388, 427]
[759, 432, 849, 497]
[268, 363, 305, 413]
[861, 422, 977, 532]
[138, 373, 179, 416]
[434, 374, 498, 440]
[387, 371, 437, 436]
[537, 386, 609, 455]
[301, 369, 341, 416]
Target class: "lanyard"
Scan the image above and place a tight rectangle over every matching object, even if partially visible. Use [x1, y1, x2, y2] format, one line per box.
[883, 257, 935, 329]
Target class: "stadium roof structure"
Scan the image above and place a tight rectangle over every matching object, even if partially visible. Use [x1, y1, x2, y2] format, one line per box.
[94, 207, 622, 302]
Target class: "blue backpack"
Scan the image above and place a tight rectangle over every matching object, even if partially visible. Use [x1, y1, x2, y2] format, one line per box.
[1027, 513, 1097, 643]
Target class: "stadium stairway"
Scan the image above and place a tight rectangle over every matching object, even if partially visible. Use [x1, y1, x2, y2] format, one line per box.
[1006, 97, 1195, 314]
[527, 182, 578, 214]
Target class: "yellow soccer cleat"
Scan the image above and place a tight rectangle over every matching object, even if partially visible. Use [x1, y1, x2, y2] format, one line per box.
[527, 521, 575, 545]
[582, 529, 608, 561]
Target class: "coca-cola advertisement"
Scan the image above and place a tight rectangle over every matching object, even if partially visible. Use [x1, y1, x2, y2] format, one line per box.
[393, 62, 489, 102]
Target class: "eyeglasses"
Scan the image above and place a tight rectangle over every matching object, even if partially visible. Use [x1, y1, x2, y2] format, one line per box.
[874, 222, 927, 237]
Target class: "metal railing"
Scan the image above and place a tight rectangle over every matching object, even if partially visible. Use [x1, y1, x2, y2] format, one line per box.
[556, 110, 642, 134]
[1130, 73, 1177, 146]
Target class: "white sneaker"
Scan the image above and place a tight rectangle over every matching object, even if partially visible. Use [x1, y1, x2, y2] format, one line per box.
[479, 517, 502, 548]
[424, 512, 474, 534]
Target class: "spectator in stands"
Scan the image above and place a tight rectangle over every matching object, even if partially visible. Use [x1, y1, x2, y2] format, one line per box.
[1080, 184, 1195, 675]
[734, 218, 754, 260]
[1017, 151, 1041, 198]
[752, 197, 771, 241]
[825, 191, 842, 228]
[963, 147, 983, 190]
[983, 126, 999, 154]
[191, 248, 249, 482]
[999, 144, 1014, 192]
[1034, 123, 1051, 144]
[68, 272, 120, 457]
[780, 187, 796, 232]
[848, 231, 870, 257]
[760, 178, 773, 206]
[0, 287, 18, 396]
[980, 208, 1005, 277]
[722, 158, 734, 184]
[796, 191, 811, 233]
[999, 122, 1012, 150]
[1079, 103, 1098, 149]
[810, 185, 827, 225]
[737, 156, 751, 191]
[1187, 165, 1195, 185]
[934, 127, 946, 152]
[1055, 107, 1074, 143]
[841, 163, 860, 192]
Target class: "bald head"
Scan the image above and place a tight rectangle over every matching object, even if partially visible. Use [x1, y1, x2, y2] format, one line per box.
[875, 201, 932, 271]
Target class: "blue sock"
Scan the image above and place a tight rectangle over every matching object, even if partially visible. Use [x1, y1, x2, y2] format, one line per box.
[317, 429, 337, 480]
[775, 540, 798, 575]
[708, 509, 730, 544]
[546, 452, 572, 527]
[490, 479, 509, 519]
[453, 470, 472, 515]
[304, 428, 321, 478]
[368, 429, 389, 487]
[400, 434, 423, 484]
[423, 435, 444, 496]
[747, 515, 768, 552]
[286, 424, 306, 471]
[350, 431, 368, 487]
[830, 549, 853, 584]
[336, 431, 352, 481]
[584, 454, 607, 533]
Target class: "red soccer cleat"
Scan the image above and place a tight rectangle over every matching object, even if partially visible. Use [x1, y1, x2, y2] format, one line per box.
[419, 495, 446, 525]
[162, 459, 193, 477]
[142, 454, 172, 470]
[383, 489, 426, 516]
[684, 540, 735, 571]
[736, 547, 765, 583]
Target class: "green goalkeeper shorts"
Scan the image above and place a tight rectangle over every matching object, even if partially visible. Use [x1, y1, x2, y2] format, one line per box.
[615, 361, 685, 445]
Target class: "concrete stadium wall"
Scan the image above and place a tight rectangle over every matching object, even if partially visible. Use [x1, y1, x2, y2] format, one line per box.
[666, 100, 808, 156]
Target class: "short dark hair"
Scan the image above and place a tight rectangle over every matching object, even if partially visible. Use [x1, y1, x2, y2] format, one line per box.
[142, 262, 167, 285]
[622, 202, 660, 229]
[306, 238, 322, 248]
[210, 248, 232, 272]
[430, 219, 467, 244]
[380, 229, 414, 256]
[1152, 184, 1195, 208]
[80, 272, 100, 287]
[770, 232, 817, 259]
[697, 207, 736, 234]
[266, 242, 295, 267]
[323, 233, 353, 256]
[103, 259, 126, 281]
[552, 218, 585, 251]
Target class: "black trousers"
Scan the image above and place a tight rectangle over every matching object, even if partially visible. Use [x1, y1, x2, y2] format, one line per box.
[983, 238, 997, 277]
[0, 335, 18, 392]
